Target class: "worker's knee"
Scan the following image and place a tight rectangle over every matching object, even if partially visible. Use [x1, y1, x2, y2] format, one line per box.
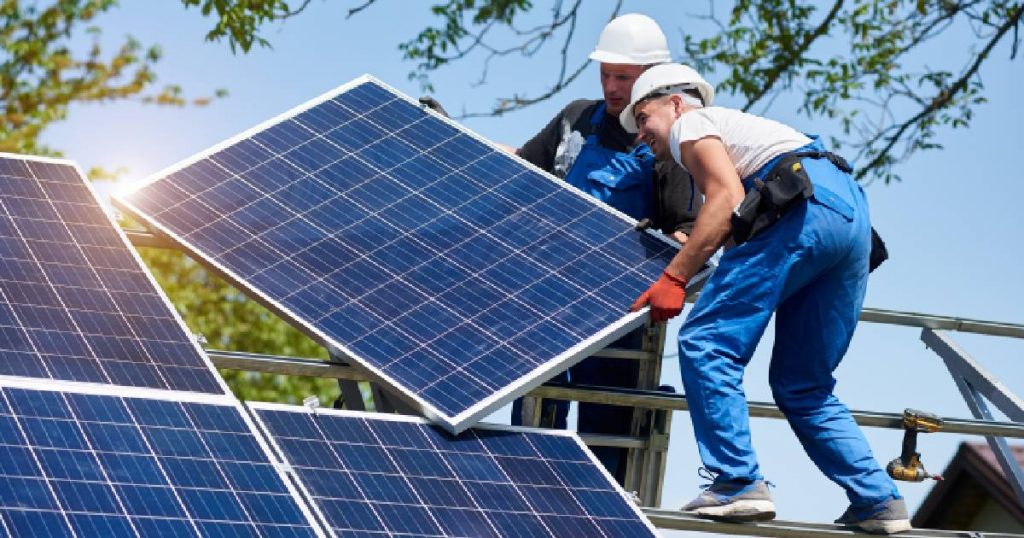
[769, 377, 834, 416]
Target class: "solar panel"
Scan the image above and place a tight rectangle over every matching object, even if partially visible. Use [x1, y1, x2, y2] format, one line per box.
[0, 154, 226, 394]
[0, 380, 323, 537]
[113, 76, 681, 432]
[251, 403, 659, 537]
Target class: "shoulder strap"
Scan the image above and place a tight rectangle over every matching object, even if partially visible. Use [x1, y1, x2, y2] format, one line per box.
[589, 101, 607, 126]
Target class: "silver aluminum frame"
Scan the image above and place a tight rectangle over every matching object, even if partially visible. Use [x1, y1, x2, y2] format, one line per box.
[247, 400, 662, 537]
[0, 375, 327, 538]
[0, 152, 233, 397]
[112, 75, 709, 434]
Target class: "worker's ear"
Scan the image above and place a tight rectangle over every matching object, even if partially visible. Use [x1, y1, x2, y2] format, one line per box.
[669, 94, 685, 115]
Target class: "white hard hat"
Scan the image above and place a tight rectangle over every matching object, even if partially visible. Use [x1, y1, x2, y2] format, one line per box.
[589, 13, 672, 65]
[619, 63, 715, 133]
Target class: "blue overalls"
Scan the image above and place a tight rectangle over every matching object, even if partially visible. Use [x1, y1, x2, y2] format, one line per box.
[512, 102, 656, 482]
[562, 102, 655, 220]
[676, 137, 902, 507]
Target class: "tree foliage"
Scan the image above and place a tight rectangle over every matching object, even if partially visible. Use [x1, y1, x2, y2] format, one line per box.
[0, 0, 223, 156]
[681, 0, 1022, 182]
[180, 0, 1022, 183]
[179, 0, 315, 53]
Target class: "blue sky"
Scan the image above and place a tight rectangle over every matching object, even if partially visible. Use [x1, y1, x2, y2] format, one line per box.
[43, 1, 1024, 530]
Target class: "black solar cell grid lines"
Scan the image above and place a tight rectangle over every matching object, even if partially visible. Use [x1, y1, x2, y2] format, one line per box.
[0, 154, 225, 394]
[0, 383, 322, 537]
[252, 404, 659, 538]
[114, 76, 676, 432]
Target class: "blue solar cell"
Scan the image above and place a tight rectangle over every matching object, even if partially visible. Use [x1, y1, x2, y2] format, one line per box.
[0, 156, 226, 394]
[115, 77, 678, 432]
[254, 405, 659, 538]
[0, 385, 320, 537]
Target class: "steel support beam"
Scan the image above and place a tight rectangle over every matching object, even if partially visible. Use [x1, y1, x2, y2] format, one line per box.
[530, 383, 1024, 439]
[860, 307, 1024, 339]
[922, 330, 1024, 422]
[640, 508, 1024, 538]
[577, 433, 646, 450]
[208, 350, 1024, 439]
[922, 329, 1024, 507]
[123, 229, 177, 249]
[590, 348, 656, 360]
[208, 350, 362, 379]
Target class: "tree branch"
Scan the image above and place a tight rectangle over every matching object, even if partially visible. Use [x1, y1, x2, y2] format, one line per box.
[347, 0, 379, 19]
[742, 0, 844, 111]
[456, 0, 622, 118]
[855, 2, 1023, 180]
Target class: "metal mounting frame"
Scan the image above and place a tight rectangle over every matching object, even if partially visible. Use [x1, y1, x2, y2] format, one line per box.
[921, 329, 1024, 507]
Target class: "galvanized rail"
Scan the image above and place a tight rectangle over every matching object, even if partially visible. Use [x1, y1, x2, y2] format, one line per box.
[640, 509, 1024, 538]
[207, 350, 1024, 439]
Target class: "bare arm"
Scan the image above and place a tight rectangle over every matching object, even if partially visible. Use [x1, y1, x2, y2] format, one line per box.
[495, 143, 518, 154]
[664, 137, 745, 281]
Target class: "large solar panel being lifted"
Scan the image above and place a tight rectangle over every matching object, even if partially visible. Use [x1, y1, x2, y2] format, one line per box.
[0, 154, 225, 394]
[114, 76, 677, 432]
[0, 382, 322, 537]
[252, 403, 659, 538]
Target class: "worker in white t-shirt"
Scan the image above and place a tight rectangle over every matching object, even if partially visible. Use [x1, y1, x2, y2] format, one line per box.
[621, 64, 909, 534]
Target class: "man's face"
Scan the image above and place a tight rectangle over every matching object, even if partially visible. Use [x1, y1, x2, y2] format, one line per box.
[600, 63, 647, 117]
[635, 95, 682, 161]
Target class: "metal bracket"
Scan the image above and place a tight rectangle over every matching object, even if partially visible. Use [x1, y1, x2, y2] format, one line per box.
[647, 432, 670, 452]
[370, 383, 419, 415]
[302, 395, 320, 413]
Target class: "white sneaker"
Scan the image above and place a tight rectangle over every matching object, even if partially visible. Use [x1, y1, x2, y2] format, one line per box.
[835, 498, 913, 534]
[681, 479, 776, 522]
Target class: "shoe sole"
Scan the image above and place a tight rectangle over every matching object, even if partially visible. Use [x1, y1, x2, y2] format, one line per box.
[858, 519, 912, 535]
[690, 500, 777, 522]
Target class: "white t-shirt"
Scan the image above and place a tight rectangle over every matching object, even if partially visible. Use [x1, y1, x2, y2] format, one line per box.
[669, 107, 811, 179]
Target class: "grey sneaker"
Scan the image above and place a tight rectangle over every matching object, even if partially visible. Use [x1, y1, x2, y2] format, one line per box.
[835, 498, 912, 534]
[681, 479, 776, 522]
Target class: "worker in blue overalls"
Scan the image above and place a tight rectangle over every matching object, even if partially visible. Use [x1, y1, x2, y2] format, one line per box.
[510, 14, 702, 484]
[622, 63, 909, 534]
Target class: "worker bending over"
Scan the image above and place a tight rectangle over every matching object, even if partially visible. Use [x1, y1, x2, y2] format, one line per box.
[624, 63, 909, 534]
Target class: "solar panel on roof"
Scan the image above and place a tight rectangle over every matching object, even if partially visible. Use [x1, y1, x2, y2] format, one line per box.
[251, 403, 659, 538]
[0, 381, 323, 537]
[113, 76, 681, 433]
[0, 153, 226, 394]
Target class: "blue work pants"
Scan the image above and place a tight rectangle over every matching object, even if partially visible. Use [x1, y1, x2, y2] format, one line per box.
[677, 156, 901, 506]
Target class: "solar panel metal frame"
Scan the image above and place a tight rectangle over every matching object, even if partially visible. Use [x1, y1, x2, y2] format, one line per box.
[0, 152, 232, 396]
[248, 400, 662, 537]
[112, 75, 700, 433]
[0, 374, 328, 537]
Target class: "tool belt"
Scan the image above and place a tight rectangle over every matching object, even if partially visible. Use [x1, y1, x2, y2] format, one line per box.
[730, 150, 889, 272]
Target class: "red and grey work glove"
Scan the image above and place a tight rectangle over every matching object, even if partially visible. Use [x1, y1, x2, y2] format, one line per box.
[630, 270, 688, 322]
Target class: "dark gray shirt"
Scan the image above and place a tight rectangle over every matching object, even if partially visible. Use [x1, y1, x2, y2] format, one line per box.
[517, 99, 702, 235]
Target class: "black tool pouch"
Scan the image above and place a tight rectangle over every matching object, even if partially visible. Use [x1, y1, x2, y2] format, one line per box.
[869, 227, 889, 272]
[731, 154, 815, 245]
